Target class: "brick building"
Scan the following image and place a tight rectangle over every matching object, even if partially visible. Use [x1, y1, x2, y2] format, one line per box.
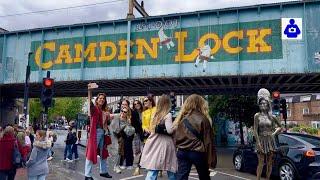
[283, 94, 320, 128]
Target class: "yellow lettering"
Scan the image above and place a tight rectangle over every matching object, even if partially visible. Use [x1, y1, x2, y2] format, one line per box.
[35, 42, 55, 69]
[174, 31, 198, 62]
[246, 29, 272, 53]
[55, 45, 72, 64]
[118, 40, 134, 61]
[222, 30, 243, 54]
[136, 38, 159, 59]
[74, 43, 97, 62]
[198, 33, 221, 55]
[99, 41, 117, 62]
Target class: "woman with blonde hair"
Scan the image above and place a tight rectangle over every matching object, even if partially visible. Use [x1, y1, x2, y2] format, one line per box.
[173, 94, 216, 180]
[140, 94, 177, 180]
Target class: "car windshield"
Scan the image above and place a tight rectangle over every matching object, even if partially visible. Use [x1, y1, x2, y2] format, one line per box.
[290, 134, 320, 147]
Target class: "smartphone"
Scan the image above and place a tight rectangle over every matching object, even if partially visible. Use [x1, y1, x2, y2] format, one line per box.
[88, 83, 99, 89]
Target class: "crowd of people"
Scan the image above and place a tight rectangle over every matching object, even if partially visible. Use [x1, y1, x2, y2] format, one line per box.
[84, 83, 217, 180]
[0, 82, 217, 180]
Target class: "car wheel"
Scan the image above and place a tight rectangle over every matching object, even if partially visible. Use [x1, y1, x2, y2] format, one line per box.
[279, 162, 296, 180]
[234, 154, 243, 171]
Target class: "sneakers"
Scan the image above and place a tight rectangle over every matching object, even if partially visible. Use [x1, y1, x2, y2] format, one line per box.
[100, 173, 112, 178]
[47, 156, 53, 161]
[120, 166, 126, 170]
[133, 167, 140, 176]
[74, 158, 80, 161]
[85, 177, 94, 180]
[66, 158, 73, 163]
[114, 166, 121, 174]
[127, 166, 134, 170]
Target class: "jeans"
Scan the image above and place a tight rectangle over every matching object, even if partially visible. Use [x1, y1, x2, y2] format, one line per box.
[0, 169, 16, 180]
[146, 170, 176, 180]
[63, 144, 72, 160]
[28, 174, 46, 180]
[85, 128, 108, 177]
[176, 150, 210, 180]
[72, 144, 78, 159]
[120, 135, 134, 166]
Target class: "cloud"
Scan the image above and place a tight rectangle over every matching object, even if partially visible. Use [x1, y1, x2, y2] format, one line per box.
[0, 0, 290, 31]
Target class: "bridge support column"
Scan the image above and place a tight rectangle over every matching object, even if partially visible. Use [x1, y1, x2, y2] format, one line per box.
[0, 96, 18, 127]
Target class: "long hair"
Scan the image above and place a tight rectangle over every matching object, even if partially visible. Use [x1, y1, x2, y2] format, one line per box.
[173, 94, 212, 127]
[151, 94, 171, 132]
[122, 106, 132, 121]
[134, 100, 143, 113]
[0, 126, 14, 139]
[17, 131, 26, 146]
[95, 93, 107, 111]
[144, 95, 156, 109]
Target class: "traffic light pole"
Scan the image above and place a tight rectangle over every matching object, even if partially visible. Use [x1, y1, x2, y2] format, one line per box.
[23, 52, 33, 128]
[44, 71, 50, 130]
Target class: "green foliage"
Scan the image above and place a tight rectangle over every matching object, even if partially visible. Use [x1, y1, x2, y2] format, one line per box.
[290, 126, 319, 135]
[29, 98, 42, 124]
[208, 95, 258, 128]
[48, 97, 84, 122]
[29, 97, 84, 124]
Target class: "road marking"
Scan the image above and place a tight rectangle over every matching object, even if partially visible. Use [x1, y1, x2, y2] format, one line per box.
[119, 175, 144, 180]
[215, 171, 251, 180]
[189, 177, 199, 180]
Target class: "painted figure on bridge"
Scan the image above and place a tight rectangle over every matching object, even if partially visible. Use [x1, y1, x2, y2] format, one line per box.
[158, 26, 175, 50]
[254, 88, 282, 180]
[194, 44, 214, 72]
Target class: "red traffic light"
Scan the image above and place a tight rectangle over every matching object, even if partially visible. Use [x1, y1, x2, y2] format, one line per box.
[272, 91, 280, 99]
[43, 78, 54, 88]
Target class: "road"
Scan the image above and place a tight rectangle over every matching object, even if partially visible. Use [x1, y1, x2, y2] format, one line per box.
[15, 130, 257, 180]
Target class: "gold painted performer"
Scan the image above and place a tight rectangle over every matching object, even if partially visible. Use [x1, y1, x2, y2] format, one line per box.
[254, 88, 282, 180]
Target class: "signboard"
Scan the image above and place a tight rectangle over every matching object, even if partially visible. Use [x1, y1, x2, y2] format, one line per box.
[29, 19, 282, 71]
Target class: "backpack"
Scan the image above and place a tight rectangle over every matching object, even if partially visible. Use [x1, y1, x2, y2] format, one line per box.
[71, 132, 77, 144]
[13, 142, 22, 168]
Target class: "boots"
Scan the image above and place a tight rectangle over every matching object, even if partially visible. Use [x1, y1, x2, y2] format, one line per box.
[133, 167, 140, 176]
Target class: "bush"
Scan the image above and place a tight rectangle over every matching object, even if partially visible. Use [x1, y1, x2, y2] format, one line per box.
[290, 126, 318, 135]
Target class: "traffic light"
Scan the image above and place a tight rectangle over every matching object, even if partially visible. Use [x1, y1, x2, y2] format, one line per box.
[41, 78, 54, 107]
[272, 91, 280, 115]
[280, 98, 287, 119]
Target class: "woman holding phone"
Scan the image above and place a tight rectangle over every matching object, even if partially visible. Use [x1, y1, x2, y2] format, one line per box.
[85, 83, 112, 180]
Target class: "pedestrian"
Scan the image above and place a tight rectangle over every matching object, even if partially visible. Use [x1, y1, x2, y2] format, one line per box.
[46, 126, 55, 161]
[132, 99, 144, 176]
[71, 127, 79, 160]
[26, 130, 51, 180]
[0, 126, 18, 180]
[142, 96, 156, 139]
[17, 130, 31, 166]
[173, 94, 217, 180]
[140, 94, 177, 180]
[85, 83, 112, 179]
[63, 127, 74, 162]
[110, 106, 135, 174]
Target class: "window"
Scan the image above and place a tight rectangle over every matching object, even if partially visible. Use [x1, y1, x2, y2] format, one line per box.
[316, 94, 320, 100]
[300, 95, 311, 102]
[287, 109, 291, 117]
[303, 108, 309, 114]
[278, 135, 303, 146]
[287, 97, 293, 103]
[290, 134, 320, 146]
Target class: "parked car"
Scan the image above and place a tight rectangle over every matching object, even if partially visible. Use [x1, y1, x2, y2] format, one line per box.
[233, 133, 320, 180]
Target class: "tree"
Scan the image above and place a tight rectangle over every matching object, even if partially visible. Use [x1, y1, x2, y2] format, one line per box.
[29, 98, 42, 124]
[48, 97, 84, 122]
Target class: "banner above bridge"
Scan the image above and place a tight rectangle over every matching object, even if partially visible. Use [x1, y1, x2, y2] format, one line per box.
[0, 0, 319, 89]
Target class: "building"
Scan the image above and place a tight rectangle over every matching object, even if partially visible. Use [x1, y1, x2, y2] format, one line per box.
[283, 94, 320, 128]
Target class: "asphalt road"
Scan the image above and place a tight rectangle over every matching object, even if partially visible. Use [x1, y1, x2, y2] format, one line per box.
[16, 130, 257, 180]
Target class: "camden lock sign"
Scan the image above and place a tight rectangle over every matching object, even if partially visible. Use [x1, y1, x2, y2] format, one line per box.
[30, 19, 282, 71]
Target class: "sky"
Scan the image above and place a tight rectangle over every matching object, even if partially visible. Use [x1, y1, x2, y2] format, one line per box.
[0, 0, 293, 31]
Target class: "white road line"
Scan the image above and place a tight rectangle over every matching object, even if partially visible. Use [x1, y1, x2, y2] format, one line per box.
[119, 175, 144, 180]
[215, 171, 251, 180]
[189, 177, 199, 180]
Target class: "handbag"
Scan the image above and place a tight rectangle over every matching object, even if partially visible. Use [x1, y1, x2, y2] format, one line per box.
[13, 142, 22, 168]
[104, 134, 112, 145]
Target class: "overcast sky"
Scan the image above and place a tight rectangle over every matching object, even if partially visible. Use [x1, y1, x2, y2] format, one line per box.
[0, 0, 291, 31]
